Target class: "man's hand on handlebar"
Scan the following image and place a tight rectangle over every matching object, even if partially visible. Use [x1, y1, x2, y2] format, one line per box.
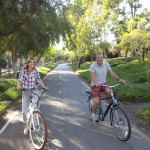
[94, 83, 100, 86]
[118, 79, 126, 84]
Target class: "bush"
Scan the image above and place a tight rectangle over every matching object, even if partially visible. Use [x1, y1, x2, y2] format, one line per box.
[0, 79, 17, 92]
[0, 58, 7, 68]
[3, 73, 13, 79]
[5, 87, 22, 101]
[0, 92, 10, 101]
[45, 63, 58, 69]
[0, 101, 8, 116]
[137, 105, 150, 122]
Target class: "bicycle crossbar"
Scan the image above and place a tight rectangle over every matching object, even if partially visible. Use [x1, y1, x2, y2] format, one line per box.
[100, 97, 112, 100]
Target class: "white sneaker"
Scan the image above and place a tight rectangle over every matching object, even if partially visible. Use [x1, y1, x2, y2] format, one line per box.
[24, 127, 29, 135]
[92, 113, 98, 122]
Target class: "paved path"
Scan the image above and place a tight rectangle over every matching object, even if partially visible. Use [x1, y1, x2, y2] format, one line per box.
[0, 64, 150, 150]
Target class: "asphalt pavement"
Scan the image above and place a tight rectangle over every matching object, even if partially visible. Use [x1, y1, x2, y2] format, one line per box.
[0, 64, 150, 150]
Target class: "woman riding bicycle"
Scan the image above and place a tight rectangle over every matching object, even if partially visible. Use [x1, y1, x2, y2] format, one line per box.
[16, 58, 46, 135]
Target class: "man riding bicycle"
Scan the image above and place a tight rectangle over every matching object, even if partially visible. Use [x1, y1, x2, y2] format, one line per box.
[90, 52, 125, 122]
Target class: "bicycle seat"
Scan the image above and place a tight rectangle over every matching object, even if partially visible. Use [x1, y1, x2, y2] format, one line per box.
[86, 90, 92, 95]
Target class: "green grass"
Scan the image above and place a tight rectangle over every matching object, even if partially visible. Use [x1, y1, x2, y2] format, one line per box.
[137, 105, 150, 123]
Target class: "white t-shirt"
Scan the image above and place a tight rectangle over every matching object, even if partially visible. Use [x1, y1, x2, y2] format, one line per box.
[90, 61, 111, 85]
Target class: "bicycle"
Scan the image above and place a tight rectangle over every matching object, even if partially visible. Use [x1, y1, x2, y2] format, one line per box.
[86, 82, 131, 141]
[22, 88, 48, 150]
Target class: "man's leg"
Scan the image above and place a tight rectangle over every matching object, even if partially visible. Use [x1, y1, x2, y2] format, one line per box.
[91, 86, 101, 122]
[93, 97, 100, 114]
[92, 97, 100, 122]
[105, 87, 111, 104]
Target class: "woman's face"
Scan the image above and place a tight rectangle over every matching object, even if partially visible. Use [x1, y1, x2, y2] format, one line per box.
[28, 60, 35, 69]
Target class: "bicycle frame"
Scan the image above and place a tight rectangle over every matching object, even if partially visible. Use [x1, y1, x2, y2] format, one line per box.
[22, 89, 47, 131]
[86, 82, 131, 141]
[87, 82, 124, 123]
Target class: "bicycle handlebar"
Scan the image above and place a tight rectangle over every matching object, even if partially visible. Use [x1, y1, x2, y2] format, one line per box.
[20, 88, 48, 92]
[95, 82, 124, 89]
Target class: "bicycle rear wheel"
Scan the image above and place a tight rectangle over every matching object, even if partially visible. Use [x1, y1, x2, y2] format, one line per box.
[29, 111, 47, 150]
[112, 105, 131, 141]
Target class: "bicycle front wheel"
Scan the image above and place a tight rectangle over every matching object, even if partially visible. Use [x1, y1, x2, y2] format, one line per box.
[112, 105, 131, 141]
[29, 111, 47, 150]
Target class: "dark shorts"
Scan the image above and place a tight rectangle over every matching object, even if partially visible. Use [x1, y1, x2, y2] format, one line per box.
[90, 82, 109, 98]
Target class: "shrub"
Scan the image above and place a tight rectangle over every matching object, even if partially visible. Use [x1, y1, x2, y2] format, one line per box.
[0, 93, 10, 101]
[3, 73, 13, 79]
[137, 105, 150, 122]
[0, 58, 7, 68]
[0, 79, 17, 92]
[0, 101, 8, 116]
[5, 87, 22, 101]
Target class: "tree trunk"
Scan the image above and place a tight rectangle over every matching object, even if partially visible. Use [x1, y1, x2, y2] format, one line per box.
[83, 55, 86, 63]
[0, 68, 1, 78]
[125, 50, 128, 57]
[90, 54, 93, 62]
[103, 48, 107, 59]
[142, 45, 145, 62]
[147, 47, 150, 83]
[12, 48, 18, 78]
[19, 55, 23, 70]
[8, 54, 12, 73]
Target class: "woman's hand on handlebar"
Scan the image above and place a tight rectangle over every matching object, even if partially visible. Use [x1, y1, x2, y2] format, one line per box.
[16, 86, 22, 91]
[42, 86, 48, 91]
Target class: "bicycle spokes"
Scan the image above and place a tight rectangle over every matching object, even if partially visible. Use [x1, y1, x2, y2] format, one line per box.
[112, 106, 131, 141]
[29, 111, 47, 150]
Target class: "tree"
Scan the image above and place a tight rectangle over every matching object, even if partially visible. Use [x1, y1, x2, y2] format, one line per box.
[0, 0, 71, 78]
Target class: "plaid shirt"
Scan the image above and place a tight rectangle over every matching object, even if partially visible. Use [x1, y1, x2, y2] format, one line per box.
[18, 69, 41, 89]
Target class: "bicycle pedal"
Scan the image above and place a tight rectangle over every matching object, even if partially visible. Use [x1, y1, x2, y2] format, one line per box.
[93, 120, 99, 124]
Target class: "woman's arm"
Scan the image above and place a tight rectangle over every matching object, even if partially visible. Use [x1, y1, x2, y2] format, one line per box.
[16, 81, 22, 91]
[38, 81, 46, 88]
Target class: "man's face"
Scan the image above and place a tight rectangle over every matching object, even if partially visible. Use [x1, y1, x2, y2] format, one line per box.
[96, 54, 103, 65]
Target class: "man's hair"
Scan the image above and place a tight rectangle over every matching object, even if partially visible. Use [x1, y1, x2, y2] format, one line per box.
[96, 52, 103, 57]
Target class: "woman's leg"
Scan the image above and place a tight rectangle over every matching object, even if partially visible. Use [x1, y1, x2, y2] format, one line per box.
[22, 91, 31, 126]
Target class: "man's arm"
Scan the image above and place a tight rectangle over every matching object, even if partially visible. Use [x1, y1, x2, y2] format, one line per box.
[90, 72, 100, 86]
[108, 69, 119, 81]
[108, 69, 125, 82]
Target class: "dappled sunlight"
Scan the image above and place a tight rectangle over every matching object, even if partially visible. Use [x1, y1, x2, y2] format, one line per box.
[46, 99, 68, 108]
[50, 70, 75, 75]
[51, 139, 64, 149]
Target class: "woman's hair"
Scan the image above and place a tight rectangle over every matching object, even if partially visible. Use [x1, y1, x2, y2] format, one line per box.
[24, 58, 36, 69]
